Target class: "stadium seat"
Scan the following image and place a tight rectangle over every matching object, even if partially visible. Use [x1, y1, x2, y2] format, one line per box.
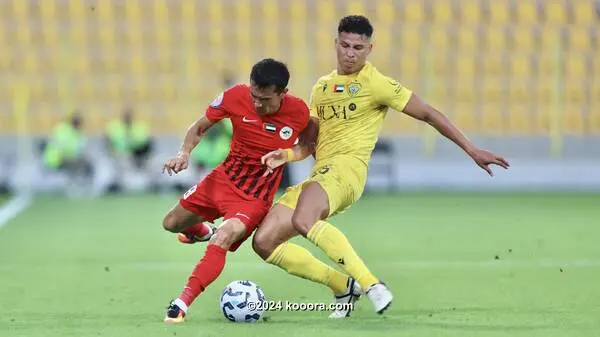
[534, 104, 553, 133]
[508, 79, 531, 104]
[372, 27, 391, 73]
[512, 26, 535, 51]
[481, 105, 505, 134]
[536, 55, 558, 80]
[400, 55, 421, 79]
[564, 105, 585, 135]
[565, 53, 587, 80]
[566, 26, 592, 51]
[376, 0, 395, 24]
[572, 0, 596, 25]
[509, 54, 532, 78]
[485, 27, 508, 51]
[346, 0, 367, 16]
[590, 95, 600, 133]
[515, 1, 539, 24]
[535, 80, 555, 107]
[431, 0, 454, 24]
[455, 55, 476, 79]
[459, 1, 481, 24]
[544, 2, 567, 24]
[453, 102, 478, 133]
[400, 24, 422, 51]
[402, 1, 425, 23]
[456, 26, 478, 51]
[429, 25, 452, 52]
[481, 53, 505, 77]
[538, 26, 562, 51]
[482, 78, 504, 104]
[507, 104, 534, 134]
[429, 82, 451, 105]
[454, 76, 476, 103]
[487, 1, 510, 24]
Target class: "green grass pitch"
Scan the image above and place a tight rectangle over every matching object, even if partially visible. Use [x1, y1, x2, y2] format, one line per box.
[0, 192, 599, 336]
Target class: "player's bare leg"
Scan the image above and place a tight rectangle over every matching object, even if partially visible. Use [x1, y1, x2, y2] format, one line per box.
[292, 182, 392, 314]
[162, 203, 215, 243]
[253, 204, 361, 318]
[165, 218, 248, 323]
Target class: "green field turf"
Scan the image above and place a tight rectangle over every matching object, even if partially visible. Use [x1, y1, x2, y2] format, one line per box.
[0, 193, 599, 337]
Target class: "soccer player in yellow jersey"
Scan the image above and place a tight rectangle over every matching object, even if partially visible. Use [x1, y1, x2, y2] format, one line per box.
[252, 15, 510, 317]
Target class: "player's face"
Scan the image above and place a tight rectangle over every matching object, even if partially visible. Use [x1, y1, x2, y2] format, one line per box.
[250, 83, 287, 115]
[335, 32, 372, 75]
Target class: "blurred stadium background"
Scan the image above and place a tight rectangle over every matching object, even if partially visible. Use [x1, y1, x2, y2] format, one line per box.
[0, 1, 599, 336]
[0, 0, 599, 194]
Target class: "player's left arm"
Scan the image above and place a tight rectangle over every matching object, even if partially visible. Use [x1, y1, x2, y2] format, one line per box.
[375, 76, 510, 176]
[402, 95, 509, 175]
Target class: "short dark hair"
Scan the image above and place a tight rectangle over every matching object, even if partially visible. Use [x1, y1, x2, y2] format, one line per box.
[338, 15, 373, 38]
[250, 58, 290, 93]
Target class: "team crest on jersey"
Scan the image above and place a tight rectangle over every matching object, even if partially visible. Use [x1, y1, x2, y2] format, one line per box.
[348, 82, 361, 97]
[210, 92, 224, 107]
[280, 126, 293, 140]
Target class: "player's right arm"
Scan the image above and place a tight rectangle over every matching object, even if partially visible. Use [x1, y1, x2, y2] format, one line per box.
[162, 115, 216, 175]
[261, 117, 318, 176]
[163, 91, 231, 175]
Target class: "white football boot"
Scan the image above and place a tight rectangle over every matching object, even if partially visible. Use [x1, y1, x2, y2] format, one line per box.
[365, 282, 393, 314]
[328, 278, 362, 318]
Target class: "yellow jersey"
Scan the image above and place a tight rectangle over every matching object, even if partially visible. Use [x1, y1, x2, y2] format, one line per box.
[309, 62, 413, 166]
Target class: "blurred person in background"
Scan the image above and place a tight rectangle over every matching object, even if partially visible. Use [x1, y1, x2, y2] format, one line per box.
[105, 108, 153, 169]
[41, 111, 93, 195]
[104, 108, 153, 192]
[189, 118, 232, 173]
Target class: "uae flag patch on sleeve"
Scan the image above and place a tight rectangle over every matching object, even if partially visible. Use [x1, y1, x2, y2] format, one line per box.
[334, 84, 345, 93]
[264, 123, 277, 133]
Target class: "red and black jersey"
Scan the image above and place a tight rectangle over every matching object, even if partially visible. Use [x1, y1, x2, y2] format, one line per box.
[205, 84, 310, 204]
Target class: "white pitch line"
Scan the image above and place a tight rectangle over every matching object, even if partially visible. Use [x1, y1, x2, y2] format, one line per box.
[0, 195, 32, 231]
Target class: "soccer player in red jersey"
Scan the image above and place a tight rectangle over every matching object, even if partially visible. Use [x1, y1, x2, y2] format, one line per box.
[160, 58, 314, 323]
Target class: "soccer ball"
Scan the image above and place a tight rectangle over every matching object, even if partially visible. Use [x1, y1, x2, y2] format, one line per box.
[220, 280, 266, 322]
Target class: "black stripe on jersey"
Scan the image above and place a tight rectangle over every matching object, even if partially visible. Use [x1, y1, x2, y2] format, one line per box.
[244, 165, 264, 195]
[262, 171, 279, 201]
[234, 163, 253, 190]
[252, 174, 268, 199]
[223, 155, 236, 175]
[230, 156, 246, 181]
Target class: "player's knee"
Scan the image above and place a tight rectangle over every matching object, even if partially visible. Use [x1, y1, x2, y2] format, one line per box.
[210, 219, 246, 249]
[162, 212, 179, 233]
[252, 229, 278, 260]
[291, 211, 317, 237]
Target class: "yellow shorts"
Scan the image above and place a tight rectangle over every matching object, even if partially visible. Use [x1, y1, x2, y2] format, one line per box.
[277, 155, 367, 217]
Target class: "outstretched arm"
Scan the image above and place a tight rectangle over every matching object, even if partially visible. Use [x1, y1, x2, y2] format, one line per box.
[287, 117, 319, 161]
[163, 115, 216, 175]
[261, 117, 319, 176]
[402, 94, 510, 176]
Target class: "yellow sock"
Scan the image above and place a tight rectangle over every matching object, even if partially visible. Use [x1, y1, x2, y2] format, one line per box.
[307, 220, 379, 290]
[266, 242, 349, 294]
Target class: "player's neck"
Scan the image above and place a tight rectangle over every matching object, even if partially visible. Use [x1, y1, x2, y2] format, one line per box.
[337, 63, 366, 76]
